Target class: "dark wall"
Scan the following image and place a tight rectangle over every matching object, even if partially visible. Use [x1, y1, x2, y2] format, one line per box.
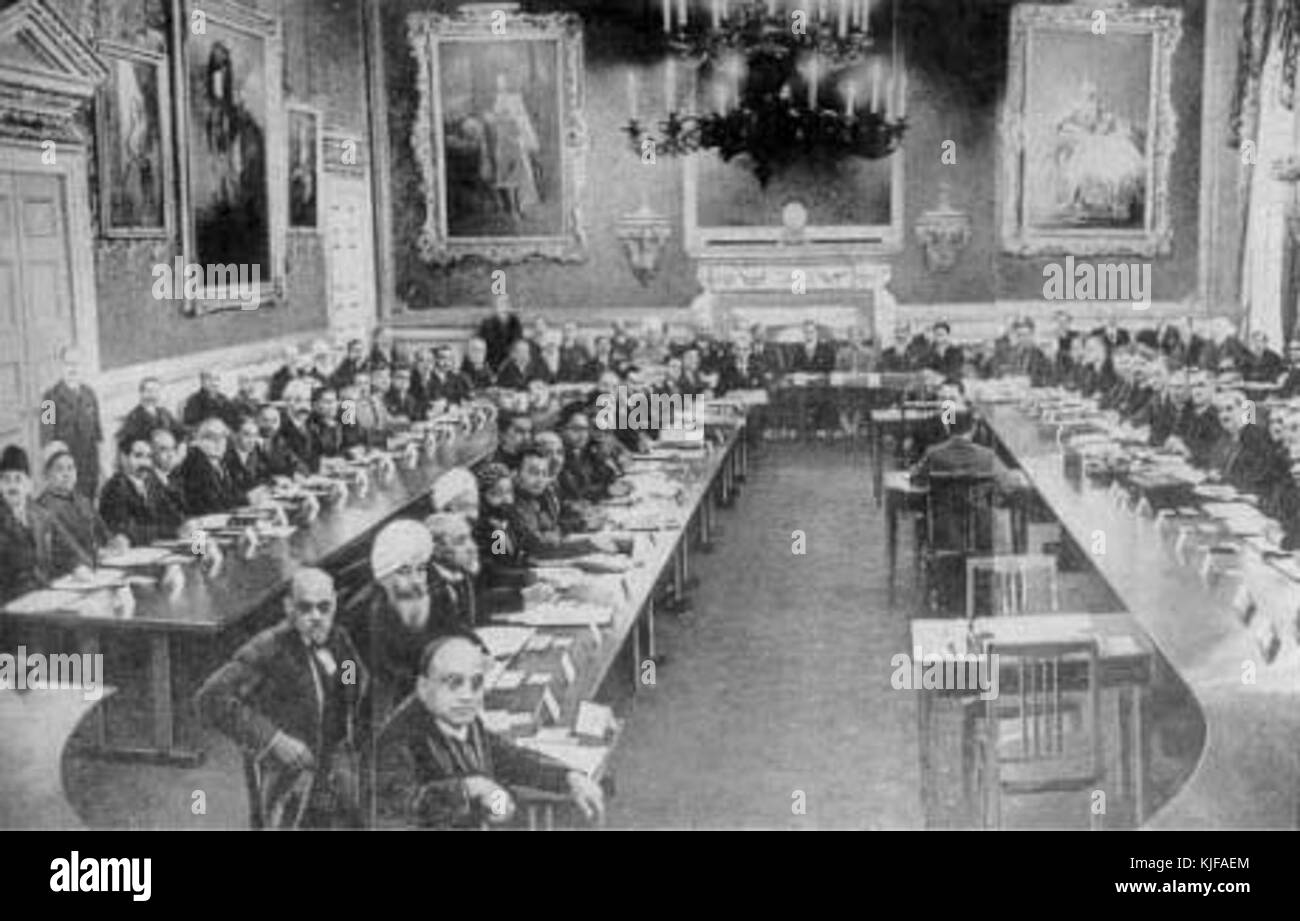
[69, 0, 370, 370]
[382, 0, 1204, 316]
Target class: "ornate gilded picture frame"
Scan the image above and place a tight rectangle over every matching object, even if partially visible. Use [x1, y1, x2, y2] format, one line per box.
[407, 6, 588, 266]
[999, 4, 1182, 257]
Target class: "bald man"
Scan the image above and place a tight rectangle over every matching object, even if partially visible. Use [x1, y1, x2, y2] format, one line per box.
[374, 634, 605, 829]
[197, 568, 369, 829]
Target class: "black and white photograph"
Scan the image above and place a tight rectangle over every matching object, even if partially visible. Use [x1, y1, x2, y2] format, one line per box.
[0, 0, 1293, 885]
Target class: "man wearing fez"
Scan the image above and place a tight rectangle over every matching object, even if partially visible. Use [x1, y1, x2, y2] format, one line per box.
[374, 634, 604, 828]
[40, 346, 103, 500]
[0, 445, 86, 603]
[198, 567, 368, 829]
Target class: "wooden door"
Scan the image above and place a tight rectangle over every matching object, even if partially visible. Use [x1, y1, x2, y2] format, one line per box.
[0, 170, 76, 456]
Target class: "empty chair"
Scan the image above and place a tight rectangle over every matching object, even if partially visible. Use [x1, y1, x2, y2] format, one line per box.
[971, 638, 1104, 830]
[965, 553, 1060, 619]
[921, 472, 998, 613]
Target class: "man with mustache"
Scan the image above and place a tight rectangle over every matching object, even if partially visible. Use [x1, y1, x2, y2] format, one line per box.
[198, 567, 368, 829]
[99, 436, 187, 546]
[277, 379, 321, 473]
[424, 512, 481, 632]
[0, 445, 86, 603]
[366, 519, 455, 722]
[374, 634, 605, 829]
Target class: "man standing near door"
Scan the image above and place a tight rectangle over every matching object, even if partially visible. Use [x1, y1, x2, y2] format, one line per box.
[40, 346, 102, 501]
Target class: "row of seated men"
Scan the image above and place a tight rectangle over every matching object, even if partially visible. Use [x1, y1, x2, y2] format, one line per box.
[878, 312, 1296, 388]
[903, 338, 1300, 557]
[194, 390, 666, 829]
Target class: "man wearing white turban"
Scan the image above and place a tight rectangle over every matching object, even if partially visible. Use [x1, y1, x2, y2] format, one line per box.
[430, 467, 478, 523]
[368, 518, 437, 721]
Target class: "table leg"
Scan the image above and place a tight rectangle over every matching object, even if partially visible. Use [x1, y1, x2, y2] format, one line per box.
[918, 689, 933, 829]
[887, 491, 900, 599]
[74, 629, 107, 751]
[631, 612, 642, 694]
[873, 422, 884, 506]
[646, 596, 656, 661]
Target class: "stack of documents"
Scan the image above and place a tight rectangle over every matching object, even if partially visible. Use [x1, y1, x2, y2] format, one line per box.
[475, 626, 535, 660]
[514, 732, 610, 778]
[498, 602, 614, 628]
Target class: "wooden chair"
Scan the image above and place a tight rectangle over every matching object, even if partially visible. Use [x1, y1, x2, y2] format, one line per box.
[972, 638, 1105, 830]
[965, 554, 1060, 619]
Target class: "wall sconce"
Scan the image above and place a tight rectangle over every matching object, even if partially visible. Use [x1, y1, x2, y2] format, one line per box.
[914, 181, 972, 273]
[615, 202, 673, 285]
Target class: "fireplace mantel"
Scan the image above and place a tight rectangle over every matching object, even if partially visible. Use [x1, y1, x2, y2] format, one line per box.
[690, 249, 895, 340]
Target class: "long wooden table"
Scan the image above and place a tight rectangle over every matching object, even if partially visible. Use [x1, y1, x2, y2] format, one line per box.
[1, 429, 498, 764]
[979, 400, 1300, 829]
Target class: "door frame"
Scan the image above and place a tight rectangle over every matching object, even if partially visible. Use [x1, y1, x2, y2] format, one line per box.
[0, 139, 100, 455]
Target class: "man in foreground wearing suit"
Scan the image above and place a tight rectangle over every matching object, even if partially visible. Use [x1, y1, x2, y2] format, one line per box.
[374, 633, 604, 828]
[197, 567, 369, 829]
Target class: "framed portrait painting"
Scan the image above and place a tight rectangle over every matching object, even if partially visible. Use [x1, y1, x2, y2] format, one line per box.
[287, 105, 320, 229]
[174, 0, 284, 308]
[95, 42, 173, 238]
[999, 5, 1182, 257]
[408, 7, 588, 265]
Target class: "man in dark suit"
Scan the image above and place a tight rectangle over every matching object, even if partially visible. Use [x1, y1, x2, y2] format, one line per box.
[308, 388, 346, 462]
[119, 376, 185, 449]
[329, 339, 370, 391]
[878, 324, 916, 373]
[495, 339, 535, 391]
[197, 568, 369, 829]
[424, 513, 480, 633]
[374, 634, 604, 829]
[99, 436, 186, 547]
[0, 445, 85, 603]
[1242, 330, 1286, 383]
[717, 340, 768, 394]
[558, 323, 589, 382]
[174, 418, 251, 516]
[1091, 317, 1131, 356]
[477, 294, 523, 371]
[460, 337, 496, 390]
[791, 320, 837, 372]
[40, 346, 103, 500]
[430, 345, 472, 405]
[257, 406, 310, 478]
[182, 371, 236, 433]
[582, 337, 616, 381]
[923, 321, 964, 380]
[225, 415, 271, 496]
[1171, 374, 1223, 465]
[385, 365, 423, 422]
[267, 345, 306, 402]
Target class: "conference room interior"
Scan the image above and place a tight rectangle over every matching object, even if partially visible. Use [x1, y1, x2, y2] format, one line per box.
[0, 0, 1295, 832]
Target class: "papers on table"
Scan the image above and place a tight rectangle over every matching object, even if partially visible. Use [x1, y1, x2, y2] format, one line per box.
[498, 602, 613, 628]
[482, 710, 534, 734]
[515, 735, 609, 778]
[574, 701, 615, 740]
[4, 590, 98, 615]
[97, 546, 174, 568]
[490, 669, 526, 691]
[474, 625, 535, 660]
[50, 570, 127, 592]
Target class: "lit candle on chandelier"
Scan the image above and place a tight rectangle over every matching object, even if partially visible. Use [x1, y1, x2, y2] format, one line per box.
[838, 0, 848, 37]
[629, 71, 639, 120]
[768, 0, 777, 14]
[662, 0, 671, 33]
[807, 57, 820, 110]
[870, 60, 881, 112]
[678, 0, 687, 29]
[845, 82, 856, 116]
[897, 67, 907, 118]
[712, 0, 720, 29]
[665, 58, 677, 109]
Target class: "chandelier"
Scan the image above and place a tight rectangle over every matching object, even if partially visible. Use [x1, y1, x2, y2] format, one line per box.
[624, 0, 908, 186]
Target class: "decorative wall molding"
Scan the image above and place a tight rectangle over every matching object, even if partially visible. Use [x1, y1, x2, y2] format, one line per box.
[0, 0, 107, 144]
